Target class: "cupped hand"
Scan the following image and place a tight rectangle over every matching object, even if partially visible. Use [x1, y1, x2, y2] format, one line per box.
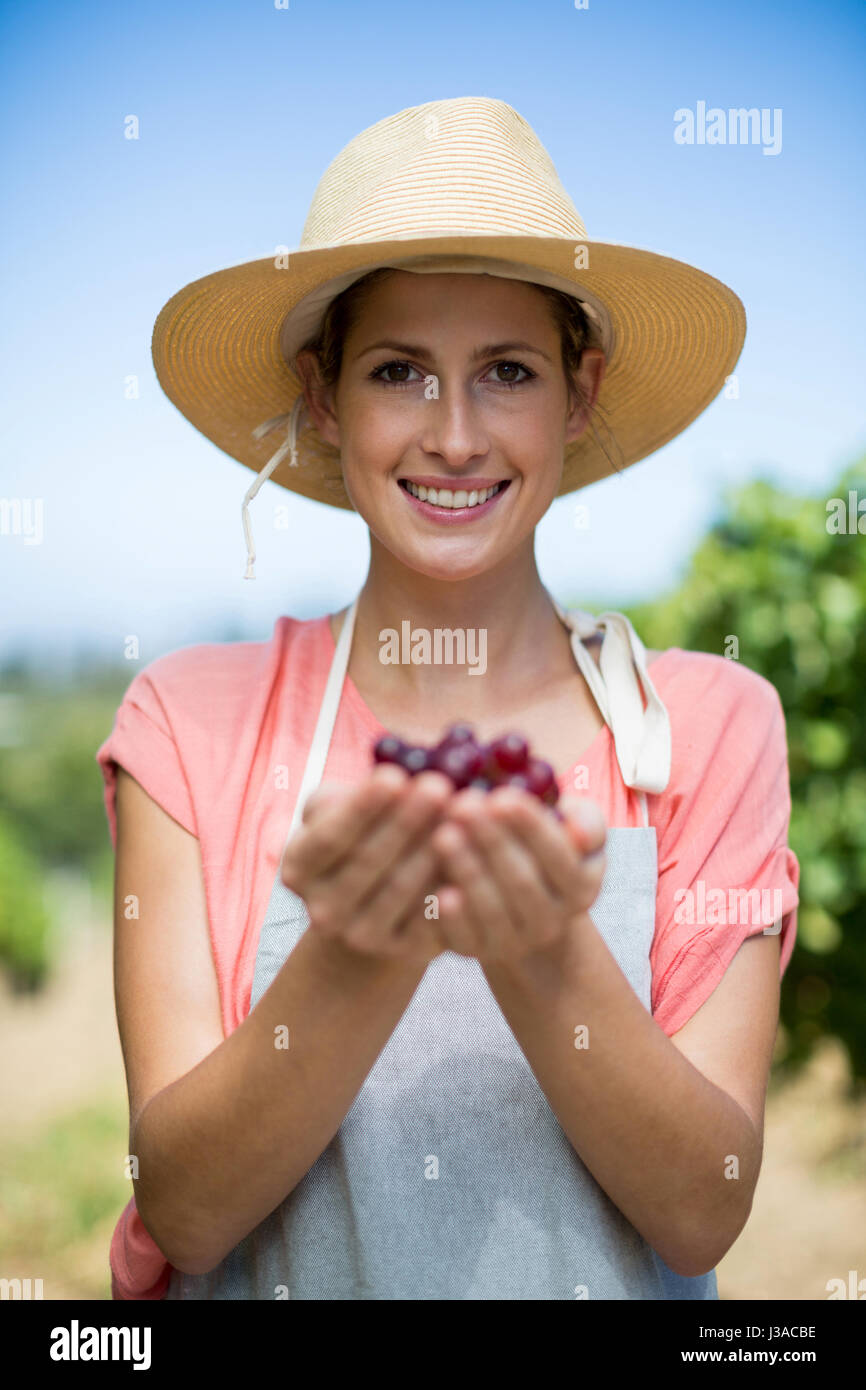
[428, 786, 608, 966]
[279, 763, 454, 965]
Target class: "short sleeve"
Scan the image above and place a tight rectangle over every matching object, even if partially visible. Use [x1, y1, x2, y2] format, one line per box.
[650, 656, 799, 1037]
[96, 658, 198, 850]
[109, 1197, 172, 1300]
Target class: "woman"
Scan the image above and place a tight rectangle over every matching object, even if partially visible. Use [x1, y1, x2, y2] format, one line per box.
[96, 95, 800, 1299]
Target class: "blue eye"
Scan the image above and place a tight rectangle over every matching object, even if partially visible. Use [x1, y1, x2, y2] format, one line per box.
[368, 359, 536, 389]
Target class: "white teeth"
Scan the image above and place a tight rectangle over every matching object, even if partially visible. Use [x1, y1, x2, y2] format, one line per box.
[403, 480, 503, 508]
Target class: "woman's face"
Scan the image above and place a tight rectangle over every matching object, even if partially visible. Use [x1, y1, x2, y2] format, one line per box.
[297, 270, 605, 582]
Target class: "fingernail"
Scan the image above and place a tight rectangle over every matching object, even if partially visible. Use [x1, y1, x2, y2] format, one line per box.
[575, 801, 605, 834]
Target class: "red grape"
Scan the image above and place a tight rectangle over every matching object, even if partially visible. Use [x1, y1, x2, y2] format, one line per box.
[487, 733, 529, 775]
[433, 742, 485, 787]
[370, 722, 560, 812]
[373, 734, 407, 765]
[400, 745, 434, 774]
[437, 722, 476, 749]
[525, 756, 559, 805]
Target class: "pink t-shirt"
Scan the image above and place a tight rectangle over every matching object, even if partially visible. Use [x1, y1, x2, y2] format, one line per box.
[95, 612, 800, 1300]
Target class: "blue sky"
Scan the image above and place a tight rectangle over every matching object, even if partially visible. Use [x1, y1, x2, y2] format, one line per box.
[1, 0, 864, 670]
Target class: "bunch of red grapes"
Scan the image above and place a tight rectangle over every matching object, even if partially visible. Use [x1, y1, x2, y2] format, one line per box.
[373, 722, 560, 808]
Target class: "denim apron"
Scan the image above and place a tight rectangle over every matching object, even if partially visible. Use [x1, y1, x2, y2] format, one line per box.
[166, 596, 718, 1300]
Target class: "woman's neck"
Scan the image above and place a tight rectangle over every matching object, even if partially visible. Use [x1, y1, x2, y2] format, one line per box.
[337, 540, 581, 723]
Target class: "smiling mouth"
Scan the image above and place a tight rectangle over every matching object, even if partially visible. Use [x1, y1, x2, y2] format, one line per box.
[398, 479, 510, 510]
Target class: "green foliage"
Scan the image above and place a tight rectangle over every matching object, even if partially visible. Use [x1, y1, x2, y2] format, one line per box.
[0, 812, 53, 990]
[0, 675, 129, 871]
[0, 671, 129, 985]
[0, 1097, 130, 1299]
[619, 458, 866, 1089]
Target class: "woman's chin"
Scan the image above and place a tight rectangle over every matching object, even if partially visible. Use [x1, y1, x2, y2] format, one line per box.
[380, 534, 506, 582]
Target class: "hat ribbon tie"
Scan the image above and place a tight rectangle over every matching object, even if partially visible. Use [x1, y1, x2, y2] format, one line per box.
[242, 395, 303, 579]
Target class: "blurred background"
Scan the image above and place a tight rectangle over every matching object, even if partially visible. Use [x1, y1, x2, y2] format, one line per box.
[1, 0, 864, 1300]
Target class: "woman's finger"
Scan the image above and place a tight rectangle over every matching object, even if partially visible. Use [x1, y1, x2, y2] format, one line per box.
[558, 795, 608, 857]
[341, 832, 443, 956]
[431, 814, 522, 960]
[281, 762, 409, 888]
[300, 780, 354, 825]
[328, 770, 454, 910]
[387, 868, 451, 962]
[427, 881, 478, 958]
[450, 791, 560, 940]
[462, 787, 607, 913]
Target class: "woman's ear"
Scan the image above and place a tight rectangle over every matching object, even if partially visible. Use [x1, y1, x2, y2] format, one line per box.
[565, 348, 606, 444]
[294, 349, 341, 449]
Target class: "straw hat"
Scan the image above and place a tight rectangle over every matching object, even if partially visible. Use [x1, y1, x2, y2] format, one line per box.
[150, 95, 746, 577]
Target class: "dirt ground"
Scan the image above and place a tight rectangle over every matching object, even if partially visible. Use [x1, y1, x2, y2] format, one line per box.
[2, 885, 864, 1301]
[718, 1040, 866, 1300]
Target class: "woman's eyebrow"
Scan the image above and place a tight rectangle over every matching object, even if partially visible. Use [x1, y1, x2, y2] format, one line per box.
[355, 339, 553, 363]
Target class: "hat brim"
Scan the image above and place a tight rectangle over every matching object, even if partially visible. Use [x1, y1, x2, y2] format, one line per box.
[151, 234, 745, 511]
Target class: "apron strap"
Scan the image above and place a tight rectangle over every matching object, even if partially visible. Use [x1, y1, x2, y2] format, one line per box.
[281, 594, 359, 853]
[549, 597, 671, 818]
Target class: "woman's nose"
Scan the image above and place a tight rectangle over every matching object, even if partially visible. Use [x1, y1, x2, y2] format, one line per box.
[417, 381, 489, 465]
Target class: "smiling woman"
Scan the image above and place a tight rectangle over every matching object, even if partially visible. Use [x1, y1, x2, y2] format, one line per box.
[289, 267, 609, 581]
[97, 94, 799, 1302]
[293, 265, 611, 526]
